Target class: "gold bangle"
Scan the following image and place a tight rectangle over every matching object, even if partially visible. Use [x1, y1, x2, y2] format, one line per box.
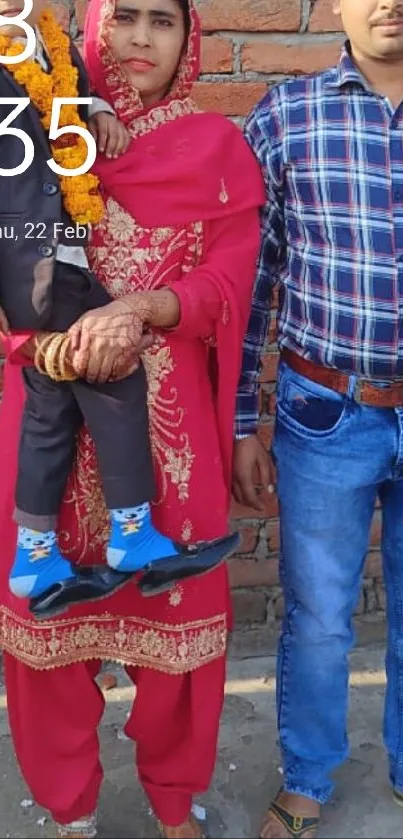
[34, 333, 55, 375]
[34, 334, 53, 373]
[57, 335, 78, 381]
[43, 333, 68, 381]
[34, 333, 78, 382]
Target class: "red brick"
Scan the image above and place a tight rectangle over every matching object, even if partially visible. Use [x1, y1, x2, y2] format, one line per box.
[197, 0, 301, 33]
[201, 36, 233, 73]
[365, 551, 383, 580]
[369, 512, 382, 548]
[309, 0, 343, 33]
[273, 594, 284, 619]
[257, 422, 274, 451]
[268, 319, 278, 344]
[266, 391, 277, 416]
[271, 287, 280, 309]
[266, 519, 281, 552]
[193, 82, 267, 116]
[374, 581, 386, 611]
[259, 352, 279, 383]
[354, 591, 365, 616]
[231, 493, 279, 520]
[229, 557, 279, 588]
[242, 39, 343, 75]
[237, 525, 260, 555]
[232, 589, 267, 624]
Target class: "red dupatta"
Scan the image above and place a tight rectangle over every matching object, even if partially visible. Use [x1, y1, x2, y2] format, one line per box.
[84, 0, 264, 492]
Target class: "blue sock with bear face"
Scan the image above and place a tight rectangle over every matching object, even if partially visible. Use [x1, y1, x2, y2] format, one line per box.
[107, 504, 178, 572]
[10, 527, 75, 598]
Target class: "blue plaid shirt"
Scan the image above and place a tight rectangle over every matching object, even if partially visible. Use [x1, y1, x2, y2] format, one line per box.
[235, 45, 403, 437]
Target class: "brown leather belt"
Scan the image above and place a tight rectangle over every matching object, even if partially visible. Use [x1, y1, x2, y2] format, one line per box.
[281, 348, 403, 408]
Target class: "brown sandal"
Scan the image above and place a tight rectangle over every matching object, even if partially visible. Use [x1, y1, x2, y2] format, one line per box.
[261, 793, 319, 839]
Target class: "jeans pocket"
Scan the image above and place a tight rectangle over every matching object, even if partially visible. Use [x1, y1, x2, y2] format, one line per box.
[276, 363, 349, 439]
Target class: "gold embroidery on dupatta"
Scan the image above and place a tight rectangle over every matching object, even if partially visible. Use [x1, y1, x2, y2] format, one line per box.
[0, 608, 228, 672]
[87, 198, 185, 296]
[88, 198, 204, 505]
[143, 339, 195, 504]
[128, 98, 199, 139]
[181, 221, 203, 275]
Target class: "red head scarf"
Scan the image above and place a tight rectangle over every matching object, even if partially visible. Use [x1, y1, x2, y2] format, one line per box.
[84, 0, 264, 228]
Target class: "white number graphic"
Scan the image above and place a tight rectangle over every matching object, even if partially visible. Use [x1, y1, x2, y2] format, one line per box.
[0, 0, 36, 64]
[0, 97, 33, 175]
[47, 98, 96, 177]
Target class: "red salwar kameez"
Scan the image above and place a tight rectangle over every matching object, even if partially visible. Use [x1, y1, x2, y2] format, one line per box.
[0, 0, 264, 829]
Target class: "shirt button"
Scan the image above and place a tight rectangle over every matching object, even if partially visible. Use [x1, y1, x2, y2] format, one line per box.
[43, 182, 58, 196]
[38, 244, 53, 258]
[394, 188, 402, 201]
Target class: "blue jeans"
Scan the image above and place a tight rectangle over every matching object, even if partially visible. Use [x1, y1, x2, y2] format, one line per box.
[273, 360, 403, 803]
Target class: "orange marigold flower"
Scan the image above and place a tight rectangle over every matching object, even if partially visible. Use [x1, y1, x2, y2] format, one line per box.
[1, 9, 104, 226]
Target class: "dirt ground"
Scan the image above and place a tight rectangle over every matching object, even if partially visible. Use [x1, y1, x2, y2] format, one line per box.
[1, 639, 403, 838]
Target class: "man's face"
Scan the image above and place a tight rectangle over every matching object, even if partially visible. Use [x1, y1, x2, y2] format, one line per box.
[0, 0, 46, 38]
[333, 0, 403, 60]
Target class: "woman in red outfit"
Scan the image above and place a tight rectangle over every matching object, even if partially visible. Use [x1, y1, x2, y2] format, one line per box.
[0, 0, 263, 836]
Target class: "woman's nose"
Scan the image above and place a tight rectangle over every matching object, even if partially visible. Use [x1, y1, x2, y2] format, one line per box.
[131, 20, 151, 47]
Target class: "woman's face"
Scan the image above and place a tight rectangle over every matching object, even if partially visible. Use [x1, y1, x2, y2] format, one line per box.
[110, 0, 187, 107]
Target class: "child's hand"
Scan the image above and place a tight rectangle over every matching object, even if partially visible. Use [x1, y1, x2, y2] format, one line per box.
[0, 305, 9, 336]
[89, 112, 131, 159]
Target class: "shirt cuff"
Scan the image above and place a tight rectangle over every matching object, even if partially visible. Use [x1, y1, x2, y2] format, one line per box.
[88, 97, 115, 118]
[234, 392, 260, 437]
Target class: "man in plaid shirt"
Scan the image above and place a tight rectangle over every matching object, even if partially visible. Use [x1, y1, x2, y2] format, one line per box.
[233, 1, 403, 837]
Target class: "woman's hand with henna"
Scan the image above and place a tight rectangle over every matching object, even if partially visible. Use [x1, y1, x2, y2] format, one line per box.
[68, 296, 155, 384]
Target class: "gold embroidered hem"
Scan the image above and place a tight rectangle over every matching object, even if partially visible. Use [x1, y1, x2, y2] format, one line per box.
[0, 607, 228, 673]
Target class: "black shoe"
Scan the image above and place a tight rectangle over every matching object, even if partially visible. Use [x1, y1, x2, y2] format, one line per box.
[29, 566, 134, 621]
[138, 532, 240, 597]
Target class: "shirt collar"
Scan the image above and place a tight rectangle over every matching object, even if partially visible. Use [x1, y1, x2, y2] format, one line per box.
[13, 27, 47, 68]
[326, 41, 372, 92]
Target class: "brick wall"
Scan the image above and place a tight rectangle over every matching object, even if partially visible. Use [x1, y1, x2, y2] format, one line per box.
[0, 0, 386, 631]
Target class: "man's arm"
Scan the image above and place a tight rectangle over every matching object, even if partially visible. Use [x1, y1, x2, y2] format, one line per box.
[235, 89, 286, 438]
[232, 89, 286, 510]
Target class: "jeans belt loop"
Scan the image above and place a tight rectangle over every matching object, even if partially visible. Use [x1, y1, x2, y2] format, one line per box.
[353, 378, 362, 404]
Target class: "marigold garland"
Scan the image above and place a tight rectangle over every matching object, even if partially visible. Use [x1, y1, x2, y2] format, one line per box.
[0, 10, 105, 225]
